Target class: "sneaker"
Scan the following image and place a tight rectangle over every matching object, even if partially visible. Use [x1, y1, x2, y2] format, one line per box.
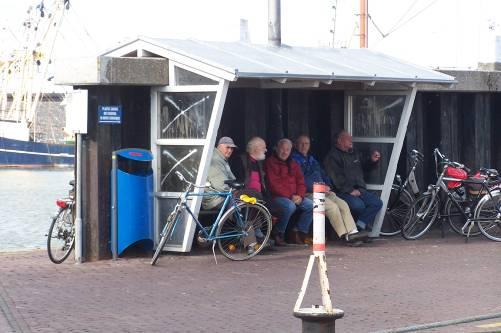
[247, 242, 257, 255]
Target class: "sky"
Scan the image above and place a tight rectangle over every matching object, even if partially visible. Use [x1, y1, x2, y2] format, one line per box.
[2, 0, 501, 70]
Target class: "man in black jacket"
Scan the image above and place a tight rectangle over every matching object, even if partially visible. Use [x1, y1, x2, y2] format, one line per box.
[323, 130, 383, 231]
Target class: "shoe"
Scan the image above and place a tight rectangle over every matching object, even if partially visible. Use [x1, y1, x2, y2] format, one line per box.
[344, 240, 363, 247]
[303, 236, 313, 246]
[345, 230, 369, 243]
[362, 236, 375, 243]
[247, 242, 257, 255]
[274, 234, 287, 246]
[292, 230, 305, 245]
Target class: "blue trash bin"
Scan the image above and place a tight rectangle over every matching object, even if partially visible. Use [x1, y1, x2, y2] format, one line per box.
[111, 148, 154, 259]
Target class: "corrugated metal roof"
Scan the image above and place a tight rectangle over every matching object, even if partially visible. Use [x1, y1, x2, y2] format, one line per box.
[110, 37, 455, 84]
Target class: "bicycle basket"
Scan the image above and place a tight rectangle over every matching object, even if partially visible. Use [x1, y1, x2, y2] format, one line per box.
[445, 167, 467, 189]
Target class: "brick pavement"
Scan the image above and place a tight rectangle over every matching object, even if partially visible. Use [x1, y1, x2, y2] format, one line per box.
[0, 233, 500, 333]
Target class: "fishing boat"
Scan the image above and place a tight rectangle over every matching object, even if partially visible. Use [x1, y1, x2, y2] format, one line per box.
[0, 0, 74, 167]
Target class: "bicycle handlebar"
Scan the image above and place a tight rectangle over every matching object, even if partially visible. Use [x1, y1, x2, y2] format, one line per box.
[175, 171, 210, 190]
[409, 149, 424, 163]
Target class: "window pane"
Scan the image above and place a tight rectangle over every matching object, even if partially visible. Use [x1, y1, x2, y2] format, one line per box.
[159, 92, 215, 139]
[159, 145, 203, 191]
[352, 95, 405, 137]
[353, 142, 394, 185]
[174, 67, 217, 85]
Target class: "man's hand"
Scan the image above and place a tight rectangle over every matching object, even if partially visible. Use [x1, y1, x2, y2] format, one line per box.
[371, 150, 381, 163]
[291, 194, 303, 205]
[350, 189, 361, 197]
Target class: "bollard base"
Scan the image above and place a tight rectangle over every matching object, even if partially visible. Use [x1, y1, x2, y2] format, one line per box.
[294, 306, 344, 333]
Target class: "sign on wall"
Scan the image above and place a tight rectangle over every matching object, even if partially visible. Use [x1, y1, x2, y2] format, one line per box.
[98, 105, 122, 124]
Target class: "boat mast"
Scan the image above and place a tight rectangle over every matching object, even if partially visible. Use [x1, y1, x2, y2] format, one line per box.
[330, 0, 338, 47]
[0, 0, 68, 137]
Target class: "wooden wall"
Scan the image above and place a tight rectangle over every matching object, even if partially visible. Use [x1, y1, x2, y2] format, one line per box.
[222, 87, 501, 193]
[81, 86, 150, 261]
[404, 91, 501, 190]
[219, 88, 344, 161]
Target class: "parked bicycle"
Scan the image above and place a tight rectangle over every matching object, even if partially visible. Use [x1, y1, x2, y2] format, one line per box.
[402, 148, 501, 241]
[380, 149, 423, 236]
[47, 180, 75, 264]
[151, 171, 272, 265]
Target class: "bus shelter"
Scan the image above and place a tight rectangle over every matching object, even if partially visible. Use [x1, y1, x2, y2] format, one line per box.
[63, 37, 455, 258]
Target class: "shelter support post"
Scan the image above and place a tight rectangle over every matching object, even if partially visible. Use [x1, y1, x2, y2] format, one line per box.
[371, 87, 417, 236]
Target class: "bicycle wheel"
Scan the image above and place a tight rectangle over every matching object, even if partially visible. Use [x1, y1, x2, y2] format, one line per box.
[217, 202, 272, 261]
[151, 208, 181, 266]
[47, 207, 75, 264]
[401, 193, 439, 240]
[380, 185, 413, 236]
[475, 192, 501, 242]
[445, 198, 481, 237]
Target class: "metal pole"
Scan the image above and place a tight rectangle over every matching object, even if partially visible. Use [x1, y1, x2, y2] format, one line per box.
[74, 133, 83, 264]
[359, 0, 368, 48]
[268, 0, 281, 47]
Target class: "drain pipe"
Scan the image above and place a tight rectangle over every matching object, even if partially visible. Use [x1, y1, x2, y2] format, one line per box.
[268, 0, 281, 46]
[74, 133, 83, 264]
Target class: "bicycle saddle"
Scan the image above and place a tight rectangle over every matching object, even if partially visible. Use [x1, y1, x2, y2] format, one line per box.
[224, 180, 244, 190]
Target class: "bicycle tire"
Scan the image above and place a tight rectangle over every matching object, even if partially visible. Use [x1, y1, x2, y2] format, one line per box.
[444, 198, 481, 237]
[401, 193, 439, 240]
[475, 192, 501, 242]
[217, 202, 272, 261]
[151, 208, 180, 265]
[380, 185, 413, 236]
[47, 207, 75, 264]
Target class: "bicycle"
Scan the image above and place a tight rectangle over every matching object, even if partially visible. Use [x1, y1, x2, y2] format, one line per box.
[380, 149, 423, 236]
[151, 171, 273, 265]
[402, 148, 501, 241]
[47, 180, 75, 264]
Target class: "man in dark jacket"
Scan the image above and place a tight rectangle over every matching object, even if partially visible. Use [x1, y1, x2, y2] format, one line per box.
[292, 135, 368, 244]
[323, 130, 383, 231]
[264, 138, 313, 245]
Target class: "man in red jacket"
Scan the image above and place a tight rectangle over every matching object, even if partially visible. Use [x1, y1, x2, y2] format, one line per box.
[264, 138, 313, 245]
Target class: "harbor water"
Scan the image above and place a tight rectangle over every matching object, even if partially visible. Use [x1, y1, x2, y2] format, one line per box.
[0, 169, 73, 252]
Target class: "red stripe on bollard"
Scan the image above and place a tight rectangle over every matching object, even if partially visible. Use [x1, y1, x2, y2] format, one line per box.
[313, 244, 325, 252]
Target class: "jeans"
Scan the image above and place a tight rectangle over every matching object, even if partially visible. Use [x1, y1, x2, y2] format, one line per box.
[338, 189, 383, 230]
[273, 196, 313, 234]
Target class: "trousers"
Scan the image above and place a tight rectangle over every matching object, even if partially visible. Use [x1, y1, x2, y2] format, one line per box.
[306, 191, 356, 237]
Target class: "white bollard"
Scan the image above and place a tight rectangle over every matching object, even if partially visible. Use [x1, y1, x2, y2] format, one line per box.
[312, 183, 328, 256]
[293, 183, 344, 331]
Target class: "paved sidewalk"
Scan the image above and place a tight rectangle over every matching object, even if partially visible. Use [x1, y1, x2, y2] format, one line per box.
[1, 233, 501, 333]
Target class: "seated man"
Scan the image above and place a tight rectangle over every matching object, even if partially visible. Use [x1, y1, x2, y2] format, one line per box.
[264, 138, 313, 245]
[202, 136, 237, 210]
[231, 136, 269, 201]
[230, 136, 272, 241]
[323, 130, 383, 232]
[292, 135, 368, 245]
